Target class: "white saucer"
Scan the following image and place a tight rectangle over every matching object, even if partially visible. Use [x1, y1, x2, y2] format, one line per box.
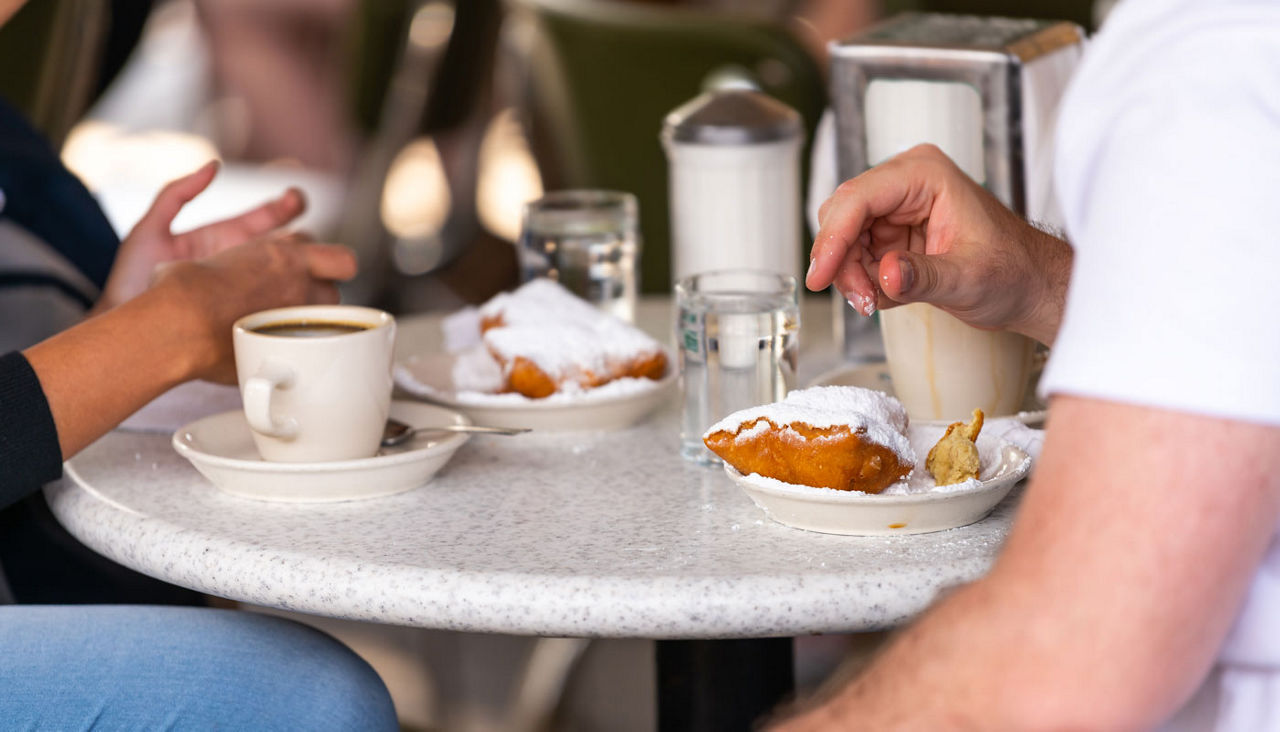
[394, 352, 677, 432]
[807, 361, 1048, 427]
[172, 401, 470, 502]
[724, 429, 1033, 536]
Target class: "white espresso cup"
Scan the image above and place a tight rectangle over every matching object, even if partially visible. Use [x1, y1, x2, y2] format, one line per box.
[233, 305, 396, 462]
[880, 303, 1036, 423]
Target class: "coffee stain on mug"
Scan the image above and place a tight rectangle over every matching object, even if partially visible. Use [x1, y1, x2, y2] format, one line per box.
[989, 332, 1004, 413]
[924, 306, 942, 420]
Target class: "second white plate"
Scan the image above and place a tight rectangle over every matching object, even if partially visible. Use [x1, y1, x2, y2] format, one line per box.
[394, 352, 677, 432]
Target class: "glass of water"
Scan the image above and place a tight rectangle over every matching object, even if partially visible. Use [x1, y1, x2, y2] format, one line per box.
[676, 270, 800, 465]
[518, 190, 640, 322]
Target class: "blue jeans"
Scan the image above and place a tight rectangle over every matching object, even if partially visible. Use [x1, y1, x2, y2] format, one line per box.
[0, 605, 398, 730]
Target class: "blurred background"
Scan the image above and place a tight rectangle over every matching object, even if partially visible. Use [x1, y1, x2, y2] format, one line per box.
[0, 0, 1110, 729]
[5, 0, 1110, 315]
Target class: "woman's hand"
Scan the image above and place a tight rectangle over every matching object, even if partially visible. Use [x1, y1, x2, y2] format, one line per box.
[25, 234, 356, 459]
[151, 232, 358, 384]
[95, 160, 309, 312]
[808, 144, 1072, 345]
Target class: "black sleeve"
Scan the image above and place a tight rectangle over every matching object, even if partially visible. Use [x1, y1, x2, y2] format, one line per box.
[0, 351, 62, 507]
[0, 99, 120, 290]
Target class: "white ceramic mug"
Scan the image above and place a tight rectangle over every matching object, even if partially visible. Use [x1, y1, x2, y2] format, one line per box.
[880, 303, 1036, 423]
[233, 305, 396, 462]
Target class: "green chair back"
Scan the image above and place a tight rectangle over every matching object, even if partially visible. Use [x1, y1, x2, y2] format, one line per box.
[0, 0, 107, 146]
[512, 0, 825, 293]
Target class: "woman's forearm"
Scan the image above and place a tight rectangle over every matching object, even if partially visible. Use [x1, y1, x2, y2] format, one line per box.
[23, 283, 204, 459]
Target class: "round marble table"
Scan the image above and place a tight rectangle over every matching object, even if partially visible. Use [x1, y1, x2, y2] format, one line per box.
[46, 297, 1021, 640]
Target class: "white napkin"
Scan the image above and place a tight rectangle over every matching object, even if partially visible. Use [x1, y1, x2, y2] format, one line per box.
[119, 381, 242, 434]
[985, 416, 1046, 461]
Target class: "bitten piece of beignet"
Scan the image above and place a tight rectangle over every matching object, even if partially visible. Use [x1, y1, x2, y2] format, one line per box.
[926, 409, 984, 486]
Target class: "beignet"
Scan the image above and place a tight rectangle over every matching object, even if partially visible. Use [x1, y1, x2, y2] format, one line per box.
[467, 279, 666, 398]
[703, 386, 915, 494]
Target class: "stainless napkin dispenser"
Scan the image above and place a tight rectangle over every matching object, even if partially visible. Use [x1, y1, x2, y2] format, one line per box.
[830, 13, 1085, 220]
[827, 14, 1085, 364]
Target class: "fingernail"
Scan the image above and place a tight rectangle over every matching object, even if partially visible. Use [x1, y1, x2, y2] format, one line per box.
[861, 291, 877, 316]
[806, 258, 816, 280]
[898, 258, 915, 293]
[847, 292, 876, 317]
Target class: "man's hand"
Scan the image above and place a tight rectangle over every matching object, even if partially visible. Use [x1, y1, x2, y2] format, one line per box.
[95, 160, 308, 312]
[808, 144, 1072, 345]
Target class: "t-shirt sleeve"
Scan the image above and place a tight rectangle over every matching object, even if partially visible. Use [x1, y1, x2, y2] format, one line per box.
[1040, 6, 1280, 425]
[0, 350, 63, 506]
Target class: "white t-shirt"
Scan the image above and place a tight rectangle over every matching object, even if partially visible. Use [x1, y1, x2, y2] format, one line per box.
[1043, 0, 1280, 727]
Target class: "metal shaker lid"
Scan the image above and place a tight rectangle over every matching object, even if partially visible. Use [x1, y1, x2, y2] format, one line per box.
[662, 88, 802, 146]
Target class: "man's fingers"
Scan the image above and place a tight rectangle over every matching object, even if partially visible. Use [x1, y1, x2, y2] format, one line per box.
[302, 243, 358, 282]
[808, 188, 871, 292]
[860, 259, 905, 313]
[806, 159, 937, 292]
[832, 233, 880, 316]
[816, 195, 836, 229]
[878, 250, 963, 307]
[134, 160, 220, 236]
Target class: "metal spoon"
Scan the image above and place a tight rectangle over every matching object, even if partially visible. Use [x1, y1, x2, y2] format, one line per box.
[381, 417, 529, 447]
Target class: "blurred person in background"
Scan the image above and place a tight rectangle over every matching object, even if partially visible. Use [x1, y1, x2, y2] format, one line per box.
[777, 0, 1280, 729]
[195, 0, 358, 173]
[192, 0, 521, 313]
[624, 0, 878, 66]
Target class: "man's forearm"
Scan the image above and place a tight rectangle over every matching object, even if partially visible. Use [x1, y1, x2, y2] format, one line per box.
[784, 555, 1180, 731]
[1011, 229, 1073, 346]
[795, 581, 997, 730]
[777, 398, 1280, 731]
[787, 574, 1093, 730]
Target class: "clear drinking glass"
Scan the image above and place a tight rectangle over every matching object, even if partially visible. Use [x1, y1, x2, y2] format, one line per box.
[518, 190, 640, 322]
[676, 270, 800, 465]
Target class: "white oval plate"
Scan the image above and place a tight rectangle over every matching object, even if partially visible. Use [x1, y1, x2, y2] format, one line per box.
[807, 361, 1047, 427]
[172, 401, 470, 502]
[393, 352, 677, 432]
[724, 431, 1033, 536]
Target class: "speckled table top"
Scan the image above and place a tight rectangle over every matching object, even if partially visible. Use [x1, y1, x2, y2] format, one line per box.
[46, 297, 1022, 639]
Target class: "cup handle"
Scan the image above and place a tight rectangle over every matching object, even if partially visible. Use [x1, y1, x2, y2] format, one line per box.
[243, 361, 298, 439]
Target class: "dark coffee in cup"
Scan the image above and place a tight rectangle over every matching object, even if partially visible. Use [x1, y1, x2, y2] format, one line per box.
[251, 321, 372, 338]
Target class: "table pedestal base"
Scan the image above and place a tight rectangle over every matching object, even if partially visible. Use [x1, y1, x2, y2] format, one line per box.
[656, 638, 794, 731]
